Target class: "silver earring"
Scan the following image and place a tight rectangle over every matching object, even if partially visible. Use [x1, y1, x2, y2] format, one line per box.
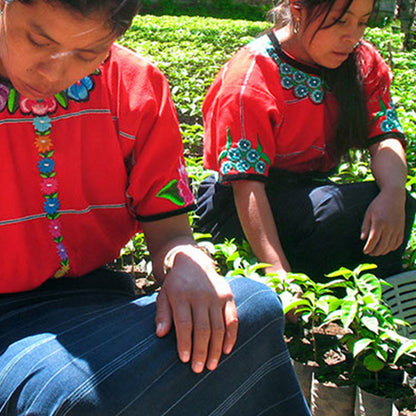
[294, 20, 301, 34]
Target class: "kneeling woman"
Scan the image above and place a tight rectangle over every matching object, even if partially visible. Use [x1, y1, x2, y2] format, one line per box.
[197, 0, 416, 281]
[0, 0, 310, 415]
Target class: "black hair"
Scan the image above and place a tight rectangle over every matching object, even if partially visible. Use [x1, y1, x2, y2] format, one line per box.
[270, 0, 375, 159]
[13, 0, 141, 36]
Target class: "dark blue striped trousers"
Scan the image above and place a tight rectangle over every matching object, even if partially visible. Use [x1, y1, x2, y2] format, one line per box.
[0, 270, 311, 416]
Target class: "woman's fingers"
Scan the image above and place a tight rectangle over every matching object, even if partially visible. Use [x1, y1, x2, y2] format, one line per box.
[223, 299, 238, 355]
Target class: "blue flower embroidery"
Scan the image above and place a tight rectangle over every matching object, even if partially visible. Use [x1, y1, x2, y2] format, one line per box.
[295, 85, 309, 98]
[381, 120, 395, 132]
[279, 63, 292, 75]
[293, 71, 307, 83]
[267, 47, 326, 104]
[307, 77, 321, 88]
[66, 76, 94, 101]
[375, 100, 404, 134]
[228, 147, 242, 162]
[221, 161, 234, 175]
[218, 130, 271, 176]
[44, 197, 60, 215]
[281, 76, 294, 89]
[38, 158, 56, 173]
[236, 160, 250, 173]
[311, 90, 324, 104]
[238, 139, 252, 152]
[255, 161, 267, 174]
[246, 149, 260, 163]
[33, 116, 52, 133]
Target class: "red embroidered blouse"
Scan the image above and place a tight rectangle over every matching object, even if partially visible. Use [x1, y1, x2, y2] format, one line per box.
[203, 33, 405, 183]
[0, 44, 194, 293]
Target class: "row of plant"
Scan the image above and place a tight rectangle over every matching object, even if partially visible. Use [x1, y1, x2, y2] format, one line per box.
[206, 239, 416, 414]
[119, 15, 416, 153]
[139, 0, 272, 22]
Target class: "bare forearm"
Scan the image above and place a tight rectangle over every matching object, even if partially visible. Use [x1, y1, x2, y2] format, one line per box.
[370, 138, 407, 194]
[142, 214, 195, 281]
[232, 180, 291, 273]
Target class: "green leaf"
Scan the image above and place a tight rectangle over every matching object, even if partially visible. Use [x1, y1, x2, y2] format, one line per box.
[394, 340, 416, 364]
[357, 273, 382, 300]
[353, 338, 373, 357]
[361, 316, 380, 333]
[326, 267, 353, 279]
[344, 301, 358, 328]
[363, 353, 385, 372]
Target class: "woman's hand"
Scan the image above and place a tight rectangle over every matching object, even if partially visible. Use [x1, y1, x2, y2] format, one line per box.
[361, 187, 406, 256]
[155, 246, 238, 373]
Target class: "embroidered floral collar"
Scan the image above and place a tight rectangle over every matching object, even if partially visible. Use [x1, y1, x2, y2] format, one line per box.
[0, 68, 100, 117]
[265, 31, 327, 105]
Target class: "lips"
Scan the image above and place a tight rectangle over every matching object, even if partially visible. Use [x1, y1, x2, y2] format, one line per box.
[20, 80, 54, 99]
[333, 50, 353, 56]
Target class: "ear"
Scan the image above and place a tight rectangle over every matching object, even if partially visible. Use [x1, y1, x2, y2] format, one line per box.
[289, 0, 303, 21]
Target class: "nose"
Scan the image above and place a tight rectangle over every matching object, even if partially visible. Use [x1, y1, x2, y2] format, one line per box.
[35, 53, 68, 83]
[341, 22, 364, 47]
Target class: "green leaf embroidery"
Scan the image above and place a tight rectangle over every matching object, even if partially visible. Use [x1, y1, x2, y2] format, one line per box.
[156, 180, 185, 206]
[36, 130, 52, 136]
[55, 91, 69, 109]
[7, 88, 19, 114]
[218, 149, 228, 162]
[226, 128, 233, 148]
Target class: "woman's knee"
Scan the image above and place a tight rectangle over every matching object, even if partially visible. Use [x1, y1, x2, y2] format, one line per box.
[228, 277, 285, 334]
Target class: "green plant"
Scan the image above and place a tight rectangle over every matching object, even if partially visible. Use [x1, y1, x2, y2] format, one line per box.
[324, 265, 414, 399]
[268, 271, 348, 369]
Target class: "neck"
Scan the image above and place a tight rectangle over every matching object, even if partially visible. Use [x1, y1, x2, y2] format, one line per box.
[275, 27, 317, 68]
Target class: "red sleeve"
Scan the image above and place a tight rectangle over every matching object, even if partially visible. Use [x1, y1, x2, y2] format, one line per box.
[203, 49, 282, 183]
[358, 41, 406, 147]
[108, 45, 195, 221]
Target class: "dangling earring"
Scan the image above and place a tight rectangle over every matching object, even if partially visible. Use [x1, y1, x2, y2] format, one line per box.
[293, 19, 301, 34]
[0, 10, 3, 16]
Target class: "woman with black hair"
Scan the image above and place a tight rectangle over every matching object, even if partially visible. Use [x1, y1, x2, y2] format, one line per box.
[197, 0, 416, 282]
[0, 0, 311, 414]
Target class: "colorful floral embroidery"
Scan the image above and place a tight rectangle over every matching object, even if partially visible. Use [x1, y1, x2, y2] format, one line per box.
[33, 114, 70, 277]
[66, 76, 94, 101]
[219, 129, 270, 175]
[374, 99, 404, 133]
[0, 70, 101, 278]
[267, 47, 326, 104]
[156, 159, 194, 206]
[20, 97, 57, 116]
[35, 135, 53, 153]
[0, 83, 10, 112]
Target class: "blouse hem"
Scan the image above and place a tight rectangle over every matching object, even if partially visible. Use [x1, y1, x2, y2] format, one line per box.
[136, 204, 196, 222]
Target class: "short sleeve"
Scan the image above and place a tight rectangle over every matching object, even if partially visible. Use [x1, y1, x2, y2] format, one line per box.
[359, 41, 406, 147]
[203, 51, 282, 183]
[110, 48, 195, 222]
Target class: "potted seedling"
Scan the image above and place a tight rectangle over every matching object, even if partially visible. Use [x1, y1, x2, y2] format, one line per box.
[268, 271, 353, 412]
[325, 265, 415, 416]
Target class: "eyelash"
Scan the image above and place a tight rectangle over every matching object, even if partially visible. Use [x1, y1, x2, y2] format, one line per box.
[76, 55, 97, 63]
[28, 35, 98, 63]
[28, 35, 50, 48]
[336, 19, 369, 27]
